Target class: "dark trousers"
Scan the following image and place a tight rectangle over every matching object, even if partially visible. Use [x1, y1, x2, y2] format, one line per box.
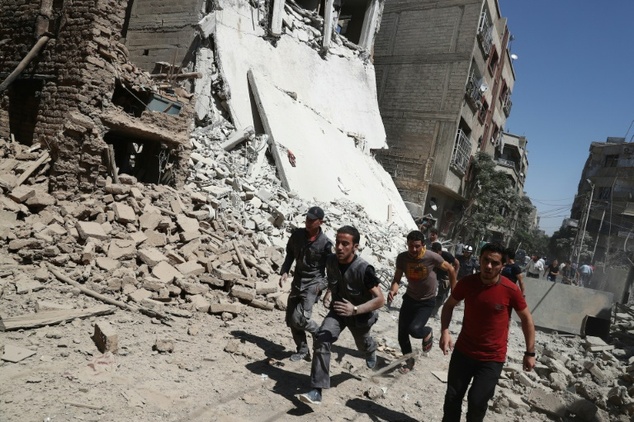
[432, 279, 450, 318]
[285, 287, 321, 354]
[398, 294, 434, 355]
[526, 272, 539, 279]
[310, 311, 377, 389]
[442, 349, 504, 422]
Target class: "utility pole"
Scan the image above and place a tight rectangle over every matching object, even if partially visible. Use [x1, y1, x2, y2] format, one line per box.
[576, 179, 595, 268]
[591, 205, 606, 263]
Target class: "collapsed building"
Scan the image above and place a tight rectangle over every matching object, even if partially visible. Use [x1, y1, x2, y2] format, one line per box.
[0, 0, 415, 228]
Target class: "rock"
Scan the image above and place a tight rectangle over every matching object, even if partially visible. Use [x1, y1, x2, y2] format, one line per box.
[154, 338, 174, 353]
[92, 321, 119, 353]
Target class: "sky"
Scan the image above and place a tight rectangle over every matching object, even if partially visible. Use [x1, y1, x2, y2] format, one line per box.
[498, 1, 634, 235]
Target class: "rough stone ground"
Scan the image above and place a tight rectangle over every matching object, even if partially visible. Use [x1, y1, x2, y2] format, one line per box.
[1, 277, 561, 422]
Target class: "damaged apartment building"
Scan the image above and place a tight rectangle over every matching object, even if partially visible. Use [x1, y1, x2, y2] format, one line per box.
[0, 0, 418, 228]
[373, 0, 526, 239]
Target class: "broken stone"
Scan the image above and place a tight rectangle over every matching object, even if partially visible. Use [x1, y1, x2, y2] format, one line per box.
[128, 288, 153, 303]
[188, 294, 210, 312]
[76, 221, 109, 240]
[137, 248, 167, 267]
[152, 261, 182, 283]
[95, 256, 121, 272]
[176, 261, 205, 277]
[153, 338, 174, 353]
[107, 239, 136, 260]
[92, 321, 119, 353]
[113, 202, 137, 224]
[209, 302, 242, 315]
[527, 388, 566, 418]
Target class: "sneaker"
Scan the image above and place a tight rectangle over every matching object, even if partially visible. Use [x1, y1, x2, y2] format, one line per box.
[298, 389, 322, 405]
[366, 351, 377, 369]
[290, 351, 310, 362]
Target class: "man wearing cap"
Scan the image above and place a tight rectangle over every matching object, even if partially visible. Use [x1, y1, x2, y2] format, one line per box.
[456, 245, 478, 279]
[279, 206, 333, 362]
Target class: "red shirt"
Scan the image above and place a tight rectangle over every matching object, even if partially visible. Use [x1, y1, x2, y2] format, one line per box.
[451, 273, 527, 362]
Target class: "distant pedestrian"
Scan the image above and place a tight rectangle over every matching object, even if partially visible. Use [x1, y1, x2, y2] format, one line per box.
[440, 243, 536, 422]
[298, 226, 385, 405]
[279, 206, 333, 362]
[561, 260, 578, 285]
[544, 259, 559, 282]
[525, 255, 543, 279]
[425, 227, 439, 248]
[501, 248, 525, 295]
[456, 245, 478, 279]
[578, 263, 593, 288]
[454, 238, 464, 258]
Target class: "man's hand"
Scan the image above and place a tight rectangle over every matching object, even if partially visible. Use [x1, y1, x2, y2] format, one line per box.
[279, 273, 288, 288]
[439, 330, 453, 355]
[523, 355, 536, 372]
[387, 289, 398, 303]
[322, 290, 332, 308]
[333, 298, 354, 316]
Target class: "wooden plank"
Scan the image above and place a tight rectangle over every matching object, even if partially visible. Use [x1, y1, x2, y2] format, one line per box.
[0, 305, 115, 331]
[370, 352, 415, 379]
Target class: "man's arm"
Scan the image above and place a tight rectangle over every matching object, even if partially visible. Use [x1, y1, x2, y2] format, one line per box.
[387, 268, 403, 303]
[279, 236, 296, 287]
[333, 285, 385, 316]
[516, 306, 536, 372]
[439, 296, 459, 355]
[517, 272, 526, 294]
[439, 261, 457, 290]
[452, 257, 460, 276]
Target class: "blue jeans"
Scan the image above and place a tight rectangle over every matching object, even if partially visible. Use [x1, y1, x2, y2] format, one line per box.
[398, 294, 434, 355]
[443, 349, 504, 422]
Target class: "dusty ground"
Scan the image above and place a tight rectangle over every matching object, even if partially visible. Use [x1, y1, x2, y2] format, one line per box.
[0, 274, 561, 422]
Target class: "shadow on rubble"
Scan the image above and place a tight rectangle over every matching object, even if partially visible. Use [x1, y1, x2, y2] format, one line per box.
[231, 330, 360, 415]
[346, 398, 418, 422]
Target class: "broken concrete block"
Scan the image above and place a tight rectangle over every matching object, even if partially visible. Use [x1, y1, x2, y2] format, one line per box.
[129, 231, 148, 245]
[179, 230, 201, 243]
[143, 229, 167, 247]
[527, 388, 566, 418]
[8, 238, 43, 251]
[585, 336, 614, 352]
[35, 301, 74, 312]
[128, 288, 153, 303]
[176, 261, 205, 277]
[256, 282, 277, 295]
[209, 302, 243, 315]
[174, 279, 208, 295]
[15, 278, 44, 294]
[188, 295, 210, 312]
[76, 221, 109, 240]
[212, 267, 240, 281]
[137, 248, 167, 267]
[92, 321, 119, 353]
[113, 202, 137, 224]
[176, 214, 200, 233]
[107, 239, 136, 260]
[199, 274, 225, 289]
[1, 344, 36, 363]
[140, 211, 162, 231]
[96, 257, 121, 272]
[153, 338, 174, 353]
[249, 298, 274, 311]
[152, 261, 182, 283]
[9, 185, 36, 203]
[118, 174, 137, 185]
[25, 192, 56, 208]
[105, 184, 130, 195]
[230, 285, 255, 302]
[583, 361, 610, 385]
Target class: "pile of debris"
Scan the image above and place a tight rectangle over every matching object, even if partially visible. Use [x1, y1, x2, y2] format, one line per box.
[0, 127, 408, 327]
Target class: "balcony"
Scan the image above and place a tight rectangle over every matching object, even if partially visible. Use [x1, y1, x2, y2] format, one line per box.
[496, 157, 517, 170]
[501, 94, 512, 117]
[451, 129, 472, 175]
[477, 12, 493, 57]
[465, 74, 483, 108]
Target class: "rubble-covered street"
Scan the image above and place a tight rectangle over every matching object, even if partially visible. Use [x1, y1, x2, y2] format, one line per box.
[1, 0, 634, 421]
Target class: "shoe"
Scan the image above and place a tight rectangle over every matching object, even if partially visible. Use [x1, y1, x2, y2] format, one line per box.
[298, 389, 322, 405]
[366, 351, 377, 369]
[290, 351, 310, 362]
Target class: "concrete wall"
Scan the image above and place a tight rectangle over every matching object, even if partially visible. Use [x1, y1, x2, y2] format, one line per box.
[124, 0, 206, 71]
[521, 278, 613, 335]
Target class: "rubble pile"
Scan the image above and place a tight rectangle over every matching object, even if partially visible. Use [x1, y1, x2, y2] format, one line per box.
[0, 129, 407, 325]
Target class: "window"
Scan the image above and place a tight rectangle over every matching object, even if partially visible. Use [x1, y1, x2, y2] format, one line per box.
[488, 49, 499, 74]
[604, 154, 619, 167]
[598, 187, 611, 200]
[451, 129, 472, 174]
[465, 64, 485, 108]
[477, 11, 493, 56]
[478, 100, 489, 123]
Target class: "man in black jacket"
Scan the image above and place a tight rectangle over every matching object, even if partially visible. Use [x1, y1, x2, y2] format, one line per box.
[279, 206, 333, 362]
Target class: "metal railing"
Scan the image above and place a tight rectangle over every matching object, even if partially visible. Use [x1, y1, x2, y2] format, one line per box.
[451, 129, 472, 174]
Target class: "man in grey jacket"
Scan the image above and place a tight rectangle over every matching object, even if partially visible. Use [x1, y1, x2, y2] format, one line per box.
[279, 206, 333, 362]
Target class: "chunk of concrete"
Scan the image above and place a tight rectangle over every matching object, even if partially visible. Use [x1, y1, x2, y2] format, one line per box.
[152, 261, 182, 283]
[92, 321, 119, 353]
[138, 248, 167, 267]
[76, 221, 109, 240]
[113, 202, 137, 224]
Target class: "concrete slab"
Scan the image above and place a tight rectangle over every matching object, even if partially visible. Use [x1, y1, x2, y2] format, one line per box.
[249, 70, 416, 229]
[519, 279, 613, 335]
[212, 1, 387, 150]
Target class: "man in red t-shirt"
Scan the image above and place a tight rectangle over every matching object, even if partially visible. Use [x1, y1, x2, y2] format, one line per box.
[439, 243, 535, 422]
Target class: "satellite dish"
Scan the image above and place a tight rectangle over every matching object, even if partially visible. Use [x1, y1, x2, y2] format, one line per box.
[479, 83, 489, 93]
[510, 54, 518, 60]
